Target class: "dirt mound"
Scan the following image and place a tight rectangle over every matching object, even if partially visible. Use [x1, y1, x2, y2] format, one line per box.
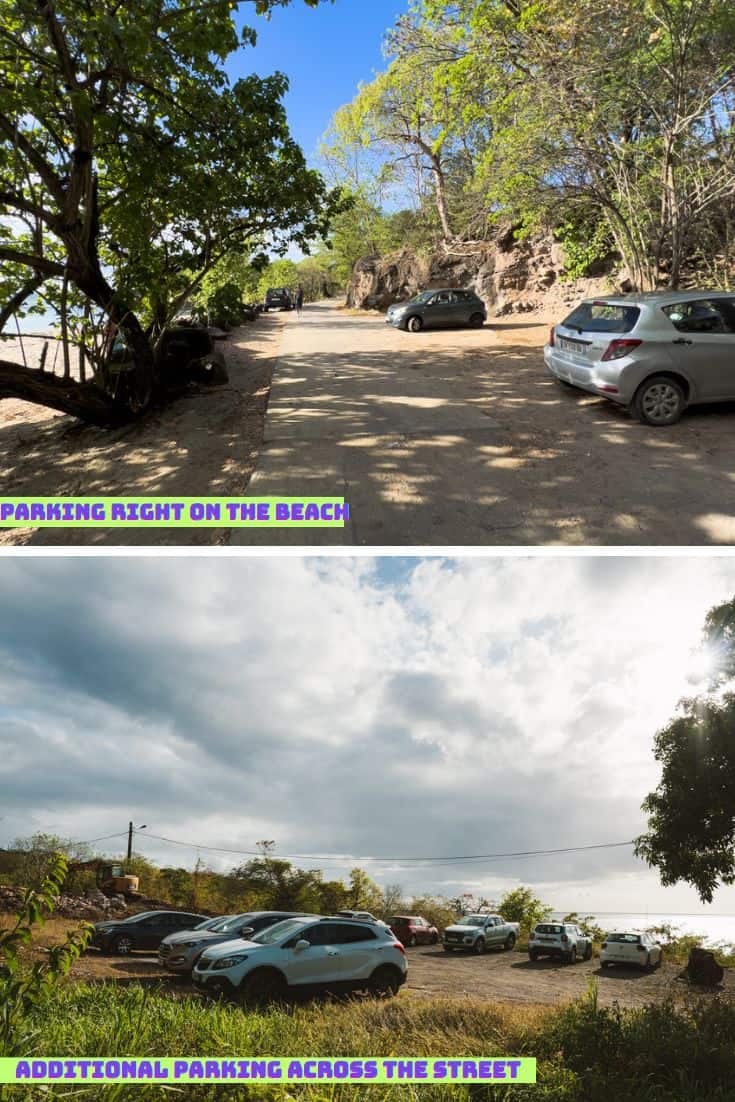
[0, 883, 212, 923]
[346, 232, 620, 317]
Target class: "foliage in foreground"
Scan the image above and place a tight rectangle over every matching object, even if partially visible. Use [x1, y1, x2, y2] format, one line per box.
[6, 981, 735, 1101]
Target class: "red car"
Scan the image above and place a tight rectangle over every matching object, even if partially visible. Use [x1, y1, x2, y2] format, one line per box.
[389, 915, 439, 947]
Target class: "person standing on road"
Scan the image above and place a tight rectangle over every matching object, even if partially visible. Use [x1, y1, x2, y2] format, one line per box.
[294, 283, 304, 317]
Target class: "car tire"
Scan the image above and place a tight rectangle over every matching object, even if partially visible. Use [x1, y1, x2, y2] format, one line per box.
[409, 935, 417, 948]
[113, 934, 134, 956]
[431, 933, 439, 945]
[584, 943, 593, 962]
[632, 376, 686, 426]
[368, 965, 401, 998]
[643, 953, 652, 972]
[505, 933, 516, 950]
[600, 961, 609, 969]
[443, 946, 453, 952]
[566, 946, 577, 965]
[469, 312, 484, 328]
[529, 950, 539, 962]
[240, 968, 287, 1008]
[473, 938, 486, 955]
[406, 315, 423, 333]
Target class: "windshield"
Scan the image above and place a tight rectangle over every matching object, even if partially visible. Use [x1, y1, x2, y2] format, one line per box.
[207, 915, 250, 934]
[408, 292, 434, 305]
[561, 301, 640, 334]
[251, 918, 307, 945]
[194, 916, 226, 931]
[457, 916, 486, 927]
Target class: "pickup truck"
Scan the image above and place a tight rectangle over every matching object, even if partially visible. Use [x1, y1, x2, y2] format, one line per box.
[442, 914, 520, 954]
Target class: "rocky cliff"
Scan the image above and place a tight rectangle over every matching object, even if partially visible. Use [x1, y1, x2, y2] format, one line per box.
[346, 229, 623, 316]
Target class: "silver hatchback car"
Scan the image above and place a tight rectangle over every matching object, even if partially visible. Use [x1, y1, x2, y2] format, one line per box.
[544, 291, 735, 425]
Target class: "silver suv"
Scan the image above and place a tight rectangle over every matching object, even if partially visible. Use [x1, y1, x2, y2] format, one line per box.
[158, 911, 308, 974]
[192, 916, 408, 1004]
[545, 292, 735, 425]
[529, 922, 593, 964]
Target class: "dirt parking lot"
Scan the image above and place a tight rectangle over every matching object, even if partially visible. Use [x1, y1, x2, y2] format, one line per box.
[56, 942, 735, 1011]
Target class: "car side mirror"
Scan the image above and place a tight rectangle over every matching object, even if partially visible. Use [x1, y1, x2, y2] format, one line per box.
[293, 939, 310, 953]
[240, 926, 254, 937]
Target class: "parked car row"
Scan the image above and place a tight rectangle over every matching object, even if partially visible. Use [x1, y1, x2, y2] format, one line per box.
[89, 909, 663, 1005]
[385, 286, 735, 427]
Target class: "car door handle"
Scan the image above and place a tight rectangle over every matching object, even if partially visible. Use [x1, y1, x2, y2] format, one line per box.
[672, 338, 693, 345]
[326, 949, 340, 956]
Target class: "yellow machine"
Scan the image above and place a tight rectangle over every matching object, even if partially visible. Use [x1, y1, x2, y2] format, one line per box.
[70, 860, 140, 897]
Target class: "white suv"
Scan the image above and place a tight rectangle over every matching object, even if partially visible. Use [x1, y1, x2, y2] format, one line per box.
[192, 916, 407, 1004]
[529, 922, 593, 964]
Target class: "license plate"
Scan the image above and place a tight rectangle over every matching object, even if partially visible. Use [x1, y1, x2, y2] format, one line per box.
[558, 337, 587, 355]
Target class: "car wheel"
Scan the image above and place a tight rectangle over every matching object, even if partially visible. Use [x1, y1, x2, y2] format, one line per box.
[632, 376, 685, 426]
[584, 942, 593, 961]
[529, 950, 539, 962]
[600, 961, 609, 969]
[431, 932, 439, 945]
[409, 935, 417, 948]
[443, 946, 453, 952]
[643, 953, 652, 972]
[240, 969, 287, 1008]
[368, 966, 400, 999]
[469, 312, 484, 328]
[406, 315, 423, 333]
[567, 946, 577, 965]
[505, 933, 516, 950]
[473, 938, 486, 955]
[113, 934, 134, 956]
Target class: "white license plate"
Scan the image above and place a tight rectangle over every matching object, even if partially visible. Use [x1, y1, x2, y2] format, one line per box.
[558, 337, 587, 355]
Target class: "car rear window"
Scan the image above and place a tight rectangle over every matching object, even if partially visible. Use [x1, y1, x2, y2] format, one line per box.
[607, 933, 641, 943]
[535, 924, 563, 934]
[562, 302, 640, 334]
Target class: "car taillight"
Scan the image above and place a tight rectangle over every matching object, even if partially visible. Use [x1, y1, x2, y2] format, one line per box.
[393, 942, 406, 956]
[549, 326, 555, 347]
[601, 338, 642, 361]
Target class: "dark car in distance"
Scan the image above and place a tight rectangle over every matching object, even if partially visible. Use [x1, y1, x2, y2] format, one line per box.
[264, 287, 293, 311]
[386, 288, 487, 333]
[389, 915, 439, 946]
[90, 910, 208, 955]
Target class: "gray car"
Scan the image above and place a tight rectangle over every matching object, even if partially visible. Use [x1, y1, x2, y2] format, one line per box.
[544, 291, 735, 425]
[386, 288, 487, 333]
[158, 911, 309, 974]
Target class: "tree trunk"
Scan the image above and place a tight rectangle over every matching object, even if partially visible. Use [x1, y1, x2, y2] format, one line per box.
[429, 152, 453, 241]
[0, 359, 134, 426]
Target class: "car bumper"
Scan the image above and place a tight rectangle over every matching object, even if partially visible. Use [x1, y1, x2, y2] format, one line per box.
[544, 347, 629, 404]
[192, 969, 237, 993]
[159, 952, 197, 973]
[443, 937, 476, 948]
[385, 314, 405, 327]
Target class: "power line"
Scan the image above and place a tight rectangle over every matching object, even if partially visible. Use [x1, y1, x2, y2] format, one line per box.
[134, 830, 636, 869]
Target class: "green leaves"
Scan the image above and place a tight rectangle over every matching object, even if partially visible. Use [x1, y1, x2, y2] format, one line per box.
[0, 853, 93, 1057]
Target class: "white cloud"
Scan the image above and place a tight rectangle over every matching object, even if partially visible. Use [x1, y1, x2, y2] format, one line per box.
[1, 556, 735, 917]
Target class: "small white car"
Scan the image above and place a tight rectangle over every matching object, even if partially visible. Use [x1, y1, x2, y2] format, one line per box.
[529, 922, 593, 964]
[600, 931, 662, 971]
[192, 915, 407, 1004]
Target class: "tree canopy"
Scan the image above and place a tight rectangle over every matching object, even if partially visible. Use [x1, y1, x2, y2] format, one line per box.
[635, 595, 735, 902]
[0, 0, 341, 422]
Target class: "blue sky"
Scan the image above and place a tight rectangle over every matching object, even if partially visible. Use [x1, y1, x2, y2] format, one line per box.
[230, 0, 405, 159]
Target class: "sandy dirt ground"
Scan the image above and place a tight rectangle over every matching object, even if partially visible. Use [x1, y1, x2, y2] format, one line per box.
[4, 301, 735, 546]
[0, 316, 284, 546]
[12, 920, 733, 1011]
[235, 301, 735, 546]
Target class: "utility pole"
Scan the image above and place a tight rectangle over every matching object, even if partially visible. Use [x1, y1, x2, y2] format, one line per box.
[127, 821, 133, 862]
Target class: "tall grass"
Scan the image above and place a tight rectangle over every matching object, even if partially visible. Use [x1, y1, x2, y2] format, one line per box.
[4, 983, 735, 1102]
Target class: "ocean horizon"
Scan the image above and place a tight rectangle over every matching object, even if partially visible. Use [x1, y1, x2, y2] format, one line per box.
[551, 912, 735, 949]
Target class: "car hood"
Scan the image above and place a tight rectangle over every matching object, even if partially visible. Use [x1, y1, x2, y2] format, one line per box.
[197, 937, 264, 962]
[160, 929, 237, 948]
[444, 923, 482, 935]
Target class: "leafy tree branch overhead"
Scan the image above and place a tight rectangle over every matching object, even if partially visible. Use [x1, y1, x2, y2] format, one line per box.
[636, 595, 735, 903]
[0, 0, 342, 424]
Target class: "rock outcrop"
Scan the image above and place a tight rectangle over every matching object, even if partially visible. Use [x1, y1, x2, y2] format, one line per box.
[0, 883, 128, 920]
[682, 947, 725, 986]
[347, 230, 622, 316]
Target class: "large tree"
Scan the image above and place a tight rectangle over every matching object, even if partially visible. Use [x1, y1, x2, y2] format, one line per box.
[0, 0, 341, 424]
[635, 596, 735, 902]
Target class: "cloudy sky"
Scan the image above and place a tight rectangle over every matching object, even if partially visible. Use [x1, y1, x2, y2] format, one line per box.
[2, 555, 735, 918]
